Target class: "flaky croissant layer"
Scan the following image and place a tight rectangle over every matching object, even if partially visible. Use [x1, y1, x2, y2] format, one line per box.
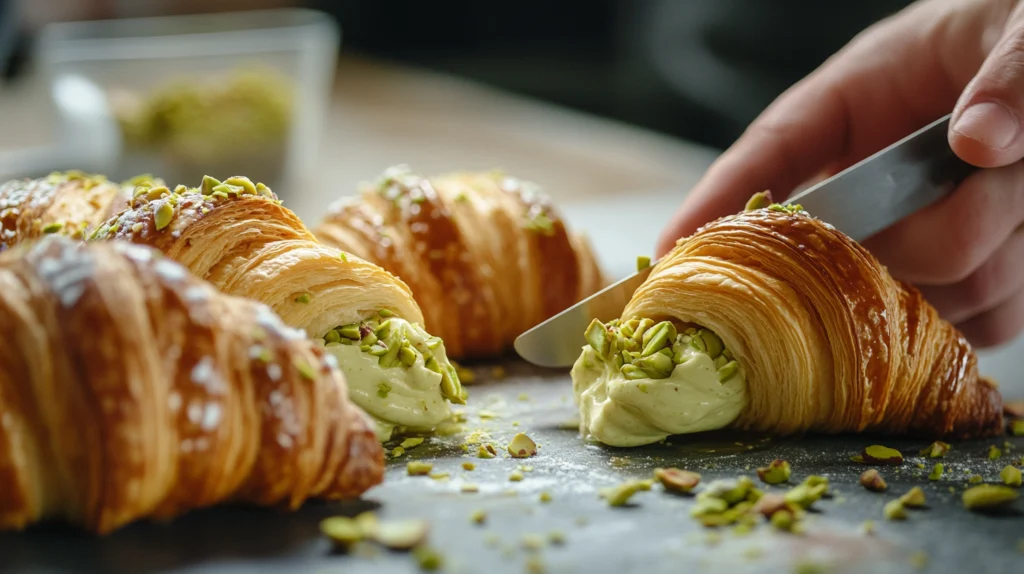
[0, 236, 384, 535]
[574, 204, 1004, 446]
[315, 166, 605, 359]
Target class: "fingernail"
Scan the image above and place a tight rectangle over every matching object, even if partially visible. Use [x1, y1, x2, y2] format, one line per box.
[952, 101, 1020, 150]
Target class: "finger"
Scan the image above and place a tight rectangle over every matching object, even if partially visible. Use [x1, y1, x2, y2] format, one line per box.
[917, 227, 1024, 324]
[956, 289, 1024, 348]
[861, 161, 1024, 285]
[950, 3, 1024, 167]
[656, 3, 980, 256]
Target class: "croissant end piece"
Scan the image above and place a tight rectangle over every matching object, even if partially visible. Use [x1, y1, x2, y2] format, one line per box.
[0, 236, 383, 535]
[314, 165, 606, 359]
[571, 204, 1003, 447]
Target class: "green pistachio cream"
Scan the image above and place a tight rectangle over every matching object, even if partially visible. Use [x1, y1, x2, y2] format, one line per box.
[317, 310, 465, 442]
[571, 318, 748, 447]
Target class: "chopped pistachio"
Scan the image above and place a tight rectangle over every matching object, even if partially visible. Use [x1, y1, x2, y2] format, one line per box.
[1001, 465, 1022, 487]
[428, 472, 449, 481]
[507, 432, 538, 458]
[752, 493, 788, 518]
[928, 463, 944, 481]
[154, 201, 174, 231]
[860, 445, 904, 464]
[915, 463, 926, 470]
[784, 482, 827, 509]
[377, 382, 392, 399]
[294, 292, 311, 304]
[539, 491, 553, 503]
[756, 459, 791, 485]
[470, 509, 487, 524]
[859, 469, 888, 492]
[969, 474, 984, 485]
[319, 516, 364, 546]
[461, 483, 479, 493]
[521, 534, 545, 551]
[295, 361, 316, 380]
[412, 545, 443, 571]
[883, 499, 908, 520]
[962, 484, 1019, 511]
[476, 444, 497, 459]
[548, 530, 566, 545]
[407, 461, 433, 476]
[585, 319, 610, 357]
[602, 479, 653, 506]
[462, 462, 475, 471]
[653, 467, 701, 493]
[391, 446, 405, 458]
[373, 519, 429, 550]
[899, 487, 926, 508]
[509, 470, 525, 482]
[636, 255, 652, 271]
[744, 190, 773, 211]
[42, 221, 64, 234]
[770, 509, 796, 532]
[989, 445, 1003, 460]
[860, 520, 875, 535]
[401, 437, 425, 449]
[1010, 420, 1024, 436]
[920, 441, 952, 458]
[491, 366, 506, 379]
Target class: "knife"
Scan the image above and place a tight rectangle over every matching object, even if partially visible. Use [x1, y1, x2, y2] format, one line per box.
[513, 113, 977, 368]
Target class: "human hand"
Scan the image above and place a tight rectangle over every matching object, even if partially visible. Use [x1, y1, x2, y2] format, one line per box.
[657, 0, 1024, 348]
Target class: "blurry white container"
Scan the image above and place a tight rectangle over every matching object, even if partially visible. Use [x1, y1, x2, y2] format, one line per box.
[20, 8, 339, 198]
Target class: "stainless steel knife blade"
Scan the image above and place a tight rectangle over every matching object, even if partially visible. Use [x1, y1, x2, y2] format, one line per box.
[513, 113, 977, 368]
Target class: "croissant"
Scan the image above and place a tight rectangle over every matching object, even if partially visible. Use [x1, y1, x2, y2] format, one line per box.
[313, 165, 606, 359]
[0, 235, 383, 535]
[0, 173, 465, 442]
[571, 199, 1004, 447]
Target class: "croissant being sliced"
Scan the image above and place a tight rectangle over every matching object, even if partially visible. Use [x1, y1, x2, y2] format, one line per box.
[0, 173, 465, 442]
[571, 201, 1004, 447]
[0, 235, 383, 535]
[314, 165, 606, 359]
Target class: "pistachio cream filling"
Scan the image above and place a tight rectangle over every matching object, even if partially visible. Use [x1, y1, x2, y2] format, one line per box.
[317, 310, 465, 442]
[571, 318, 748, 447]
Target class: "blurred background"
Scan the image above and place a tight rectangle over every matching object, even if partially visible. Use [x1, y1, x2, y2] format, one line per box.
[0, 0, 1019, 395]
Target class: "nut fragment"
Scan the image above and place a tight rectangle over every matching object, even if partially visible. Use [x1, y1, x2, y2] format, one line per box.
[401, 437, 425, 449]
[919, 441, 951, 458]
[744, 190, 773, 211]
[928, 463, 944, 481]
[601, 479, 653, 506]
[756, 459, 791, 485]
[962, 484, 1020, 511]
[476, 444, 497, 459]
[883, 499, 907, 520]
[407, 461, 433, 476]
[462, 462, 475, 471]
[636, 255, 652, 271]
[539, 492, 553, 503]
[899, 487, 926, 508]
[752, 493, 788, 518]
[320, 516, 364, 547]
[412, 545, 443, 571]
[859, 469, 888, 492]
[1010, 420, 1024, 436]
[989, 445, 1003, 460]
[860, 445, 904, 464]
[509, 470, 524, 482]
[374, 519, 429, 550]
[470, 509, 486, 524]
[507, 432, 538, 458]
[653, 467, 701, 493]
[770, 509, 796, 532]
[1001, 465, 1022, 487]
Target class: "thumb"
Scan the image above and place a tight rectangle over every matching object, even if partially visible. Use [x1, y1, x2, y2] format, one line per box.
[950, 7, 1024, 168]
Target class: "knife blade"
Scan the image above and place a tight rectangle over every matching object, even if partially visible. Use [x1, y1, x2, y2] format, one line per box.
[513, 113, 977, 368]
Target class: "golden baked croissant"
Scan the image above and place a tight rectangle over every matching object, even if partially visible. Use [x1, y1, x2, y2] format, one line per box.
[0, 172, 465, 442]
[0, 235, 383, 535]
[313, 165, 606, 359]
[572, 197, 1004, 447]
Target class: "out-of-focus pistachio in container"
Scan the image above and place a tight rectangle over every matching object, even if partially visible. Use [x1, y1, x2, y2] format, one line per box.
[36, 9, 339, 198]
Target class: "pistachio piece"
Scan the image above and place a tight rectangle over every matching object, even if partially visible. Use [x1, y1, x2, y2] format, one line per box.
[883, 499, 908, 520]
[154, 201, 174, 231]
[461, 483, 479, 493]
[377, 382, 392, 399]
[756, 459, 791, 485]
[539, 491, 553, 503]
[585, 319, 610, 357]
[470, 509, 486, 524]
[928, 463, 944, 481]
[412, 545, 443, 571]
[860, 445, 904, 464]
[859, 469, 888, 492]
[324, 329, 342, 344]
[636, 255, 651, 272]
[399, 344, 418, 367]
[962, 484, 1019, 511]
[641, 321, 676, 357]
[373, 519, 429, 551]
[752, 493, 789, 518]
[391, 446, 405, 458]
[224, 176, 257, 195]
[200, 175, 221, 195]
[509, 470, 525, 482]
[717, 361, 740, 383]
[400, 437, 424, 449]
[989, 445, 1003, 460]
[744, 190, 773, 211]
[969, 474, 984, 485]
[633, 351, 674, 378]
[899, 487, 926, 508]
[770, 509, 796, 532]
[653, 467, 701, 493]
[440, 364, 464, 404]
[428, 472, 449, 481]
[295, 360, 316, 380]
[477, 444, 497, 459]
[632, 318, 655, 344]
[919, 441, 951, 458]
[699, 330, 725, 359]
[507, 432, 537, 458]
[1001, 465, 1022, 487]
[602, 479, 653, 506]
[784, 483, 827, 509]
[1010, 419, 1024, 436]
[407, 461, 433, 476]
[42, 222, 64, 234]
[320, 516, 364, 546]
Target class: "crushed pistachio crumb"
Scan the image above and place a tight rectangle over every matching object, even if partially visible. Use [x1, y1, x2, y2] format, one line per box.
[407, 461, 433, 476]
[476, 444, 497, 459]
[920, 441, 951, 458]
[294, 292, 311, 304]
[654, 467, 701, 493]
[858, 445, 904, 464]
[412, 545, 443, 571]
[42, 222, 64, 234]
[391, 446, 406, 458]
[899, 487, 926, 508]
[470, 509, 486, 524]
[601, 479, 653, 506]
[636, 255, 651, 271]
[378, 382, 392, 399]
[756, 459, 791, 485]
[507, 432, 538, 458]
[859, 469, 888, 492]
[461, 483, 479, 493]
[1001, 464, 1022, 487]
[539, 491, 552, 503]
[962, 484, 1019, 511]
[401, 437, 425, 449]
[928, 463, 944, 481]
[989, 445, 1003, 460]
[883, 499, 907, 520]
[428, 472, 449, 481]
[509, 470, 525, 482]
[969, 474, 984, 485]
[462, 462, 475, 471]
